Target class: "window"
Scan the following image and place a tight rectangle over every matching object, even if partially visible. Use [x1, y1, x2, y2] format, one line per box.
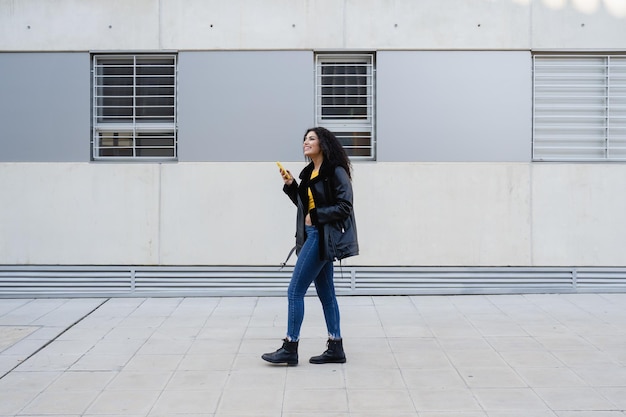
[533, 54, 626, 161]
[92, 54, 177, 160]
[315, 53, 375, 159]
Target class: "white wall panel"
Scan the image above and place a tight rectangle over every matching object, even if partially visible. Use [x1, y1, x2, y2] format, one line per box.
[0, 163, 161, 264]
[532, 164, 626, 266]
[353, 163, 532, 266]
[2, 162, 625, 267]
[158, 162, 303, 265]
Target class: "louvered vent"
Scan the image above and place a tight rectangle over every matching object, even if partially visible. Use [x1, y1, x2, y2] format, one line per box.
[1, 266, 625, 298]
[0, 266, 131, 296]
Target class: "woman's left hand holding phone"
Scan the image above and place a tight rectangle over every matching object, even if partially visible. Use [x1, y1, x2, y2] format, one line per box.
[276, 162, 293, 185]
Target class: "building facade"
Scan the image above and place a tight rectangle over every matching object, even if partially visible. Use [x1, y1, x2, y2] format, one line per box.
[1, 0, 626, 295]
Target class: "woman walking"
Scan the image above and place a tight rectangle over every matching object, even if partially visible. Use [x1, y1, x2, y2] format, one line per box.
[262, 127, 359, 366]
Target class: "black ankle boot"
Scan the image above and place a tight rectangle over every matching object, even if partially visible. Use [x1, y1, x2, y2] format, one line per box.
[309, 338, 346, 364]
[262, 339, 299, 365]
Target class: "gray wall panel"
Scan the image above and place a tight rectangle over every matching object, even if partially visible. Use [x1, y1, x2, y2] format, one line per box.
[377, 51, 532, 162]
[0, 53, 90, 162]
[177, 51, 314, 162]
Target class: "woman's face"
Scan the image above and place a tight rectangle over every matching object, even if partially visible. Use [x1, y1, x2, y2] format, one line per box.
[303, 131, 322, 159]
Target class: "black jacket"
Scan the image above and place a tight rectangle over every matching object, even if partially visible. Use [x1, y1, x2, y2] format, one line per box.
[283, 160, 359, 261]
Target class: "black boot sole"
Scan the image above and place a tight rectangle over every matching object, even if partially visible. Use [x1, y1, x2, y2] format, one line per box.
[309, 357, 346, 364]
[261, 354, 298, 365]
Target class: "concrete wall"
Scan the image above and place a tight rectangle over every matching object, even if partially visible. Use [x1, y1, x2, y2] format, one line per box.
[1, 0, 626, 51]
[2, 162, 626, 266]
[1, 0, 626, 269]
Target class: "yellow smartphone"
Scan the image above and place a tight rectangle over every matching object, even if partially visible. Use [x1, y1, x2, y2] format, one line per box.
[276, 161, 290, 179]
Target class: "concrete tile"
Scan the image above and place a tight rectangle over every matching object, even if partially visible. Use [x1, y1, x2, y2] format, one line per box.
[46, 370, 116, 391]
[458, 367, 527, 388]
[515, 367, 587, 387]
[499, 350, 564, 368]
[342, 325, 387, 338]
[410, 388, 483, 412]
[394, 348, 452, 369]
[166, 370, 230, 390]
[534, 387, 615, 411]
[177, 353, 237, 370]
[485, 336, 549, 352]
[554, 412, 626, 417]
[467, 317, 528, 337]
[419, 413, 488, 417]
[551, 349, 618, 368]
[596, 387, 626, 409]
[472, 388, 548, 411]
[0, 353, 26, 375]
[70, 353, 132, 371]
[388, 336, 439, 352]
[87, 389, 161, 415]
[136, 339, 193, 355]
[345, 349, 398, 369]
[2, 294, 626, 417]
[218, 388, 283, 414]
[105, 370, 172, 390]
[226, 368, 288, 390]
[571, 365, 626, 387]
[347, 389, 414, 413]
[0, 389, 41, 415]
[123, 354, 182, 371]
[347, 336, 393, 353]
[20, 389, 100, 414]
[150, 389, 221, 414]
[287, 366, 345, 389]
[384, 324, 433, 337]
[402, 367, 466, 389]
[0, 370, 61, 392]
[484, 412, 557, 417]
[344, 368, 405, 389]
[534, 335, 595, 351]
[437, 337, 494, 350]
[445, 349, 510, 369]
[0, 325, 38, 351]
[187, 338, 242, 354]
[88, 339, 144, 356]
[14, 351, 82, 371]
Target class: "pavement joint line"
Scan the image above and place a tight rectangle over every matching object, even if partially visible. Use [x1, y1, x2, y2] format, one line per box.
[0, 298, 110, 380]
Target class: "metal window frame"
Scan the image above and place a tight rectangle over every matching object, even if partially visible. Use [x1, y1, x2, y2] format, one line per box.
[532, 53, 626, 162]
[315, 53, 376, 160]
[92, 53, 178, 161]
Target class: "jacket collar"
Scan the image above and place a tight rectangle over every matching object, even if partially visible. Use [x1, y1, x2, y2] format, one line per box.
[299, 159, 335, 182]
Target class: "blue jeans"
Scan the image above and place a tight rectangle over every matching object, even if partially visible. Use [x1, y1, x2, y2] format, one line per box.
[287, 225, 341, 341]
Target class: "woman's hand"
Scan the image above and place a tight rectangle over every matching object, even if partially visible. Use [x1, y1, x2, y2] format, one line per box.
[305, 213, 312, 225]
[279, 168, 293, 185]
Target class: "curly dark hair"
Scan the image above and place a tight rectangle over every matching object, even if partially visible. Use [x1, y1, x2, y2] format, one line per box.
[303, 127, 352, 180]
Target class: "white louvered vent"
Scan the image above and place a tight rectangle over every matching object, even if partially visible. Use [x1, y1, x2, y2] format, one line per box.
[0, 267, 131, 296]
[533, 54, 626, 161]
[1, 266, 626, 298]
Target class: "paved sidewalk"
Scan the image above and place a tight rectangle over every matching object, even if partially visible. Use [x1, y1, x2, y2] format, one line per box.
[0, 294, 625, 416]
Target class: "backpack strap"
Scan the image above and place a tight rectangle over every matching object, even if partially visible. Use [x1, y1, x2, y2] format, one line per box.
[279, 245, 297, 270]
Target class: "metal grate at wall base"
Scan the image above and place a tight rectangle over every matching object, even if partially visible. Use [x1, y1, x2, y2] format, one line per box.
[0, 266, 625, 298]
